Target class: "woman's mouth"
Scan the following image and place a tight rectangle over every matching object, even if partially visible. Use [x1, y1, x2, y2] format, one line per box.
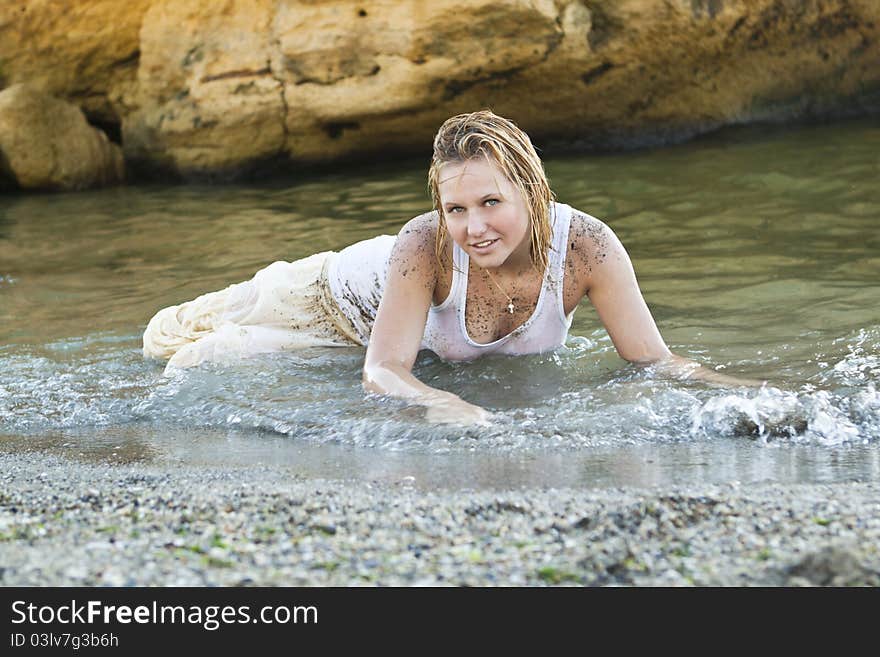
[470, 238, 499, 252]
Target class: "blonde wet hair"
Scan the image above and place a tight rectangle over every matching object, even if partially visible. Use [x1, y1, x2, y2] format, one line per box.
[428, 109, 555, 273]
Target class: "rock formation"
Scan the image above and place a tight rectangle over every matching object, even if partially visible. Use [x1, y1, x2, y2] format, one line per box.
[0, 0, 877, 182]
[0, 84, 124, 191]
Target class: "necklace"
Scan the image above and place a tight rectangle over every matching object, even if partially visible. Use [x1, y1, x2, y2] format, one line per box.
[482, 268, 516, 314]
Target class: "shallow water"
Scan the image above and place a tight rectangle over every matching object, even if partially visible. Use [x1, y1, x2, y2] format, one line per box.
[1, 118, 879, 490]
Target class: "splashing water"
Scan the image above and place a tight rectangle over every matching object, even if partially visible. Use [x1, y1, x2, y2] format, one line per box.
[1, 118, 879, 488]
[2, 328, 877, 453]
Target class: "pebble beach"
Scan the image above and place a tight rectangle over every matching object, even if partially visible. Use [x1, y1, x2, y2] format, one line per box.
[2, 451, 878, 587]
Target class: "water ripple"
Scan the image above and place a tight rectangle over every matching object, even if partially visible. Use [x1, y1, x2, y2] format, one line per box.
[2, 334, 878, 454]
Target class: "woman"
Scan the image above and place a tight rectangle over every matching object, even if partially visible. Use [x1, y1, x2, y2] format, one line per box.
[144, 110, 759, 425]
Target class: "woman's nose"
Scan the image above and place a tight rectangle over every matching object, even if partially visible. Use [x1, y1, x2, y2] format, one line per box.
[467, 211, 488, 236]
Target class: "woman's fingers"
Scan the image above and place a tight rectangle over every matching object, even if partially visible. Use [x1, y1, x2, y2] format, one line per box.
[425, 399, 493, 427]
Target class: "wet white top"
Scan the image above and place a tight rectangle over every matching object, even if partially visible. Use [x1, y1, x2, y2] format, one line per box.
[327, 202, 575, 360]
[421, 202, 574, 360]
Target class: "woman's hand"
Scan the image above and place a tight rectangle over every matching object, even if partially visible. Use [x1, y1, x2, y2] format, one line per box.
[425, 395, 493, 426]
[652, 354, 767, 388]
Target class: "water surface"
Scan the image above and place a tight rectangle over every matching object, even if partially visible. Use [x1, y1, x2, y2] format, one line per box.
[1, 118, 878, 490]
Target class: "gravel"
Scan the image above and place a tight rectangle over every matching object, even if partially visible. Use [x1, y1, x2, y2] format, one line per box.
[1, 452, 879, 586]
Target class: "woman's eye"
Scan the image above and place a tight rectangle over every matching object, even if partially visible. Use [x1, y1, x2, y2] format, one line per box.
[448, 206, 464, 214]
[485, 199, 499, 206]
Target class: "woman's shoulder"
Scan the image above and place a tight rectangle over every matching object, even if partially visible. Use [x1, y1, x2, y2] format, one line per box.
[565, 204, 607, 231]
[563, 205, 618, 280]
[565, 205, 615, 249]
[550, 201, 609, 239]
[337, 212, 438, 267]
[393, 211, 441, 255]
[385, 210, 443, 276]
[398, 210, 439, 239]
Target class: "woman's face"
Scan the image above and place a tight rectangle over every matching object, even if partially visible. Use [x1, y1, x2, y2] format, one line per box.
[437, 157, 531, 270]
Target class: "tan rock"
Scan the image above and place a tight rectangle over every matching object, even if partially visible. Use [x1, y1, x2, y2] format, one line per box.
[512, 0, 880, 148]
[0, 84, 124, 191]
[274, 0, 563, 163]
[1, 0, 879, 179]
[123, 0, 285, 177]
[121, 0, 880, 176]
[0, 0, 151, 125]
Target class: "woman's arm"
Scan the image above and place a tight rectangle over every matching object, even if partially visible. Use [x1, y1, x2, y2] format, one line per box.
[571, 214, 763, 388]
[649, 353, 765, 388]
[363, 214, 492, 424]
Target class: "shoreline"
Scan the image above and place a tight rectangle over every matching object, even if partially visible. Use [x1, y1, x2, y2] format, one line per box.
[1, 452, 878, 586]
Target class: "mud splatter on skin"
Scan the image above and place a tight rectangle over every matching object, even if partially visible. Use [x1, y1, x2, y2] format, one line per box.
[387, 211, 441, 298]
[378, 209, 546, 344]
[564, 209, 610, 313]
[464, 261, 543, 343]
[359, 208, 612, 344]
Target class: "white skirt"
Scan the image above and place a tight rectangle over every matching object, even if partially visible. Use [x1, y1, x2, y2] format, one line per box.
[142, 251, 361, 372]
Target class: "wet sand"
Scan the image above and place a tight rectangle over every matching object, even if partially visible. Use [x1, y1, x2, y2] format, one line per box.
[1, 451, 878, 586]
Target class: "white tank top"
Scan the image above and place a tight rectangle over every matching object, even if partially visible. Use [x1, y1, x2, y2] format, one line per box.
[327, 202, 575, 361]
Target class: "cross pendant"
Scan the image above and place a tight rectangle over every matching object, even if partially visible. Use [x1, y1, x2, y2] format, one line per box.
[507, 302, 515, 314]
